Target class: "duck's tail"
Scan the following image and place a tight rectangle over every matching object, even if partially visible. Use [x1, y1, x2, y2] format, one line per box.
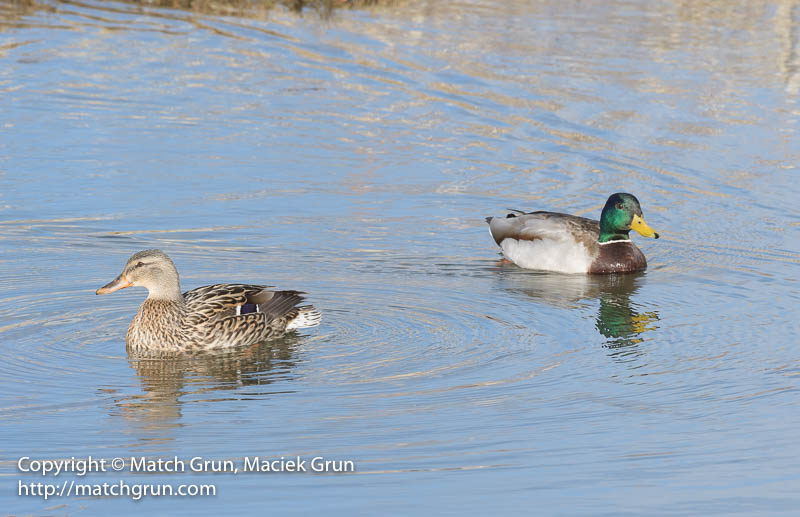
[286, 305, 322, 330]
[486, 208, 527, 225]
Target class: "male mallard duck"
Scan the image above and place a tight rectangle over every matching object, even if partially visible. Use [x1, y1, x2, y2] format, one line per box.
[96, 249, 321, 352]
[486, 193, 660, 274]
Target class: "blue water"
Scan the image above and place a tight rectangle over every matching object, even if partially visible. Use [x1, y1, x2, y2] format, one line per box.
[1, 0, 799, 514]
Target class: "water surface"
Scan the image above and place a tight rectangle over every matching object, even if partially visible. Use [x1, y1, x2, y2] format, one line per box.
[1, 0, 799, 514]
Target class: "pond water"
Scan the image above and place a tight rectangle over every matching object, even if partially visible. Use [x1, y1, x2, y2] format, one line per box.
[1, 0, 799, 514]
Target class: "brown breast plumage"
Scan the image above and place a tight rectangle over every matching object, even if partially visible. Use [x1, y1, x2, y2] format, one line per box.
[588, 241, 647, 274]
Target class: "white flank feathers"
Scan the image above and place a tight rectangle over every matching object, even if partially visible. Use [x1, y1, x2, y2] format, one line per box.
[499, 238, 592, 273]
[488, 214, 594, 273]
[287, 306, 322, 330]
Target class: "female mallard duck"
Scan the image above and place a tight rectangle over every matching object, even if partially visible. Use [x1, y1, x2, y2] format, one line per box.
[486, 193, 660, 274]
[96, 249, 321, 353]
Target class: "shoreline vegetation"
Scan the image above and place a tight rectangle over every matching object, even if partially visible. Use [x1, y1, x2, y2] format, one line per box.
[129, 0, 394, 14]
[2, 0, 401, 19]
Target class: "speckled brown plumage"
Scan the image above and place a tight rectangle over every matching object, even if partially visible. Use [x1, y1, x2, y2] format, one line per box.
[97, 250, 321, 353]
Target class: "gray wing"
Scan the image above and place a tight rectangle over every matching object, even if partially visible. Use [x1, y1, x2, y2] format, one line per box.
[486, 211, 600, 250]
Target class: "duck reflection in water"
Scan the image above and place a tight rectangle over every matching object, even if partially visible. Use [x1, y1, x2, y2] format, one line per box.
[494, 266, 659, 353]
[111, 335, 301, 439]
[592, 274, 659, 351]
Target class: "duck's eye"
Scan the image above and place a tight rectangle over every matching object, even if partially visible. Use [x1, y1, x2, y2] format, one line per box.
[136, 262, 144, 268]
[615, 203, 624, 210]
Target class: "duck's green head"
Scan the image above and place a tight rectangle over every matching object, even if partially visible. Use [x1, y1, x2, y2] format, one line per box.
[598, 193, 660, 243]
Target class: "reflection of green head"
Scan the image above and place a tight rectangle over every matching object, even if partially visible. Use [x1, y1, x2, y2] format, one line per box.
[596, 297, 636, 344]
[598, 193, 660, 243]
[596, 296, 659, 349]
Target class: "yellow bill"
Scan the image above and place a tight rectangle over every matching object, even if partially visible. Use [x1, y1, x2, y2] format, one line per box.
[630, 214, 660, 239]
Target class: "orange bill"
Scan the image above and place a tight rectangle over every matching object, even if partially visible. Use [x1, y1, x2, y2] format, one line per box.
[96, 274, 133, 295]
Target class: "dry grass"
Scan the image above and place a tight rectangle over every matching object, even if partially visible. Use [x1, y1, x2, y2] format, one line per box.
[128, 0, 396, 16]
[0, 0, 401, 20]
